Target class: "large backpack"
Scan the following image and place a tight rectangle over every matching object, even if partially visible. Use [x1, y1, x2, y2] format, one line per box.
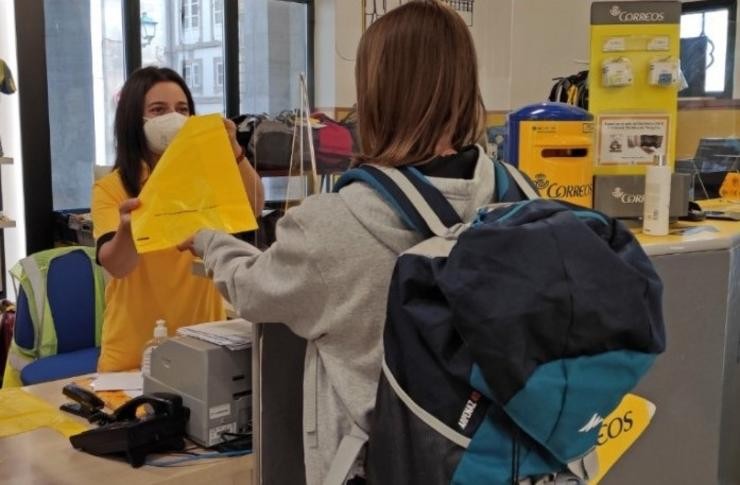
[329, 159, 665, 484]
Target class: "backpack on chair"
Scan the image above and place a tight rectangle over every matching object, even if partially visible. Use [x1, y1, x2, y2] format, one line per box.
[328, 158, 665, 484]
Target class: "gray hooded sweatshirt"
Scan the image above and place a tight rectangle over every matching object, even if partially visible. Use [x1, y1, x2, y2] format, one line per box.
[193, 147, 496, 485]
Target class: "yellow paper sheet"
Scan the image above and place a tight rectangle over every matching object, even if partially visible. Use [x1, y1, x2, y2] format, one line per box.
[0, 388, 89, 438]
[132, 114, 257, 253]
[590, 393, 656, 484]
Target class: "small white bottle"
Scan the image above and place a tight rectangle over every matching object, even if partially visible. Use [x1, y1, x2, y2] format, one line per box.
[141, 319, 168, 376]
[643, 154, 672, 236]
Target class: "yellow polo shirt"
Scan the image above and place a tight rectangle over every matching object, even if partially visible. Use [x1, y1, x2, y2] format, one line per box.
[92, 169, 225, 371]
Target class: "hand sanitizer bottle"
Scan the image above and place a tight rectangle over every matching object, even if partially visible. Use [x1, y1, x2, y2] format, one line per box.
[643, 154, 672, 236]
[141, 319, 168, 377]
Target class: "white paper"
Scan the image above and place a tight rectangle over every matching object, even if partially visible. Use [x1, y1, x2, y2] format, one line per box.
[177, 318, 253, 351]
[92, 371, 143, 391]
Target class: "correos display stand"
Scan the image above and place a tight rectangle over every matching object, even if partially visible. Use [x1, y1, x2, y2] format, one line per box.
[252, 206, 740, 485]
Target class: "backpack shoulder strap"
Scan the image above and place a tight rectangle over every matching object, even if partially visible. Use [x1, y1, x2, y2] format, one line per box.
[322, 423, 369, 485]
[500, 161, 540, 200]
[334, 164, 461, 238]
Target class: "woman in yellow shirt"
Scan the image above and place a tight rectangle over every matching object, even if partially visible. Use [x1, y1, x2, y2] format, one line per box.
[92, 66, 264, 371]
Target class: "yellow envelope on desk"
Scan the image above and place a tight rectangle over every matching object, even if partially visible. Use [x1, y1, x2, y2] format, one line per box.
[0, 387, 89, 438]
[132, 114, 257, 253]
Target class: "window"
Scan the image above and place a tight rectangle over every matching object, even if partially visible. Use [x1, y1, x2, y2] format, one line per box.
[215, 58, 224, 90]
[183, 59, 202, 89]
[238, 0, 309, 114]
[183, 0, 200, 29]
[680, 0, 736, 98]
[142, 1, 225, 114]
[46, 0, 125, 209]
[214, 0, 223, 25]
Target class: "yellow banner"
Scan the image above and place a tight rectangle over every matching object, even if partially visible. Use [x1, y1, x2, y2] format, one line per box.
[132, 114, 257, 253]
[591, 393, 656, 484]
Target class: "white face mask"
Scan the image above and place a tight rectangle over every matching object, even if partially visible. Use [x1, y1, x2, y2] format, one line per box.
[143, 112, 188, 154]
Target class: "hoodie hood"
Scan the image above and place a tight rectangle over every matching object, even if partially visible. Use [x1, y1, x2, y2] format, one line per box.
[337, 145, 496, 254]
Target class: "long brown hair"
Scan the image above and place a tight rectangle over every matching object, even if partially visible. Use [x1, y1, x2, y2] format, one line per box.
[113, 66, 196, 197]
[354, 0, 485, 167]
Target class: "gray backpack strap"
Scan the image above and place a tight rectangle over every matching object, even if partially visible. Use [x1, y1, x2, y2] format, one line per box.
[566, 448, 599, 482]
[322, 423, 369, 485]
[373, 165, 458, 238]
[501, 162, 540, 200]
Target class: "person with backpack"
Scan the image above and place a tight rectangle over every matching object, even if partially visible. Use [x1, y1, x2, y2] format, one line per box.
[179, 2, 537, 483]
[92, 66, 265, 372]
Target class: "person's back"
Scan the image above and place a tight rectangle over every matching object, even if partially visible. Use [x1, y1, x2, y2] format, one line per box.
[190, 2, 492, 483]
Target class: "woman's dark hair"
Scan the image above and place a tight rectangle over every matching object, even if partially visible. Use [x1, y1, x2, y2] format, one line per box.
[113, 66, 196, 197]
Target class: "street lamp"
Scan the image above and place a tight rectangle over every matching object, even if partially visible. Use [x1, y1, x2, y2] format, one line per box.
[141, 12, 158, 47]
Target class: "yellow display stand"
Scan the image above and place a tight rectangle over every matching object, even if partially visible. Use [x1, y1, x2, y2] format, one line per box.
[589, 1, 681, 176]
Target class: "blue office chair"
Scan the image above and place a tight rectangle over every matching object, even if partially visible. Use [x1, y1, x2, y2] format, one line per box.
[3, 247, 105, 386]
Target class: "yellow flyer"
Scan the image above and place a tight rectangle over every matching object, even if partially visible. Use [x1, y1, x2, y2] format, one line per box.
[132, 114, 257, 253]
[590, 393, 656, 484]
[0, 388, 89, 438]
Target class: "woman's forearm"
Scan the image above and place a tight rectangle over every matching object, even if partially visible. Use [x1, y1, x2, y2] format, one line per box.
[238, 159, 265, 216]
[98, 225, 139, 278]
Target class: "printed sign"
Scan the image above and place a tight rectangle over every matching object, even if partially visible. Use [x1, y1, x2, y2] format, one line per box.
[591, 393, 656, 484]
[598, 115, 669, 165]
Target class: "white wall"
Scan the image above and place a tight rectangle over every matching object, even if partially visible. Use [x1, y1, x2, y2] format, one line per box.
[315, 0, 593, 111]
[0, 0, 26, 300]
[315, 0, 740, 112]
[508, 0, 591, 109]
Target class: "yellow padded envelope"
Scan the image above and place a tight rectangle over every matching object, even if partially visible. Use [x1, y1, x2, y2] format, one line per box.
[132, 114, 257, 253]
[0, 388, 89, 438]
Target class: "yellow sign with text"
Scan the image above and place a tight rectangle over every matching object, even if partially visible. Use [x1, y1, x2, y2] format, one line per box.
[132, 114, 257, 253]
[590, 1, 681, 175]
[590, 393, 656, 484]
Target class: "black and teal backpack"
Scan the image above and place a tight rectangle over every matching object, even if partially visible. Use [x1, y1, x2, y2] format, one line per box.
[326, 158, 665, 484]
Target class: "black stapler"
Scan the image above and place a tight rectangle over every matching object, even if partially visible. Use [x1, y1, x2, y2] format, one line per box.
[67, 391, 190, 467]
[60, 383, 112, 425]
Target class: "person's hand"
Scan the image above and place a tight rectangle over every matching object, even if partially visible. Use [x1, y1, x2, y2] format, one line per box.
[177, 235, 197, 256]
[118, 198, 140, 233]
[223, 118, 242, 159]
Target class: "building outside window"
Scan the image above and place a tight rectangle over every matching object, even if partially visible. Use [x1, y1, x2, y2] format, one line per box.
[183, 59, 203, 90]
[184, 0, 200, 29]
[214, 0, 224, 25]
[214, 57, 224, 91]
[44, 0, 310, 211]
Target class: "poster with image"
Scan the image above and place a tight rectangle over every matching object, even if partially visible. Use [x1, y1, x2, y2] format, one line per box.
[598, 114, 669, 165]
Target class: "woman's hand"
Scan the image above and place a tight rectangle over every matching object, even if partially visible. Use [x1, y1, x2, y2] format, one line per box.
[223, 117, 265, 215]
[177, 235, 197, 256]
[118, 198, 141, 233]
[223, 118, 242, 159]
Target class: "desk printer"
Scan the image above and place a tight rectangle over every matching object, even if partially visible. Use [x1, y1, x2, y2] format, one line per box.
[142, 335, 251, 447]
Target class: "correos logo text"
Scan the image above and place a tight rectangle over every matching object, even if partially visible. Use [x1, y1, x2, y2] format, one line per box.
[612, 187, 645, 204]
[610, 5, 664, 22]
[535, 174, 592, 199]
